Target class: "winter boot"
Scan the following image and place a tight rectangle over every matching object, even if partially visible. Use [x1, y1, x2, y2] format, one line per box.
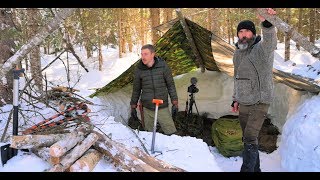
[254, 151, 261, 172]
[240, 143, 259, 172]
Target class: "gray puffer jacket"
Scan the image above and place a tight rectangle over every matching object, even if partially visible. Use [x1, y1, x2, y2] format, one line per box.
[130, 57, 178, 110]
[233, 23, 277, 105]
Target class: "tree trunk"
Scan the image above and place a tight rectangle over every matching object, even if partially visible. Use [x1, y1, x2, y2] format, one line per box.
[284, 8, 291, 61]
[0, 8, 77, 80]
[98, 17, 103, 71]
[175, 8, 205, 73]
[121, 9, 127, 55]
[211, 9, 219, 36]
[50, 133, 99, 172]
[128, 26, 133, 52]
[77, 9, 92, 59]
[317, 8, 320, 40]
[150, 8, 160, 44]
[0, 8, 15, 106]
[226, 8, 231, 44]
[69, 149, 103, 172]
[140, 8, 146, 46]
[164, 8, 173, 23]
[257, 8, 320, 59]
[27, 8, 43, 91]
[207, 8, 213, 31]
[229, 9, 235, 44]
[309, 8, 316, 44]
[276, 8, 284, 43]
[118, 8, 123, 58]
[50, 9, 89, 73]
[296, 8, 303, 50]
[10, 133, 69, 149]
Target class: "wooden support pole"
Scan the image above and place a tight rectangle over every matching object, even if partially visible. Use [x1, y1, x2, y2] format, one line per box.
[175, 8, 206, 72]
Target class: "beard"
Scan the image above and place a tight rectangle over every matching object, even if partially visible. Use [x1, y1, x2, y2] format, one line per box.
[238, 36, 255, 50]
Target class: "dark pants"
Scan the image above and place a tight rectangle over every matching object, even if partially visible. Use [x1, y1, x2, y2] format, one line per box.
[239, 103, 269, 172]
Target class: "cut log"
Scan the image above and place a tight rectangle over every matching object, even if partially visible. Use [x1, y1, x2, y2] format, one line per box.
[32, 147, 51, 162]
[131, 146, 186, 172]
[69, 149, 103, 172]
[257, 8, 320, 59]
[32, 147, 60, 165]
[49, 133, 99, 172]
[10, 133, 69, 149]
[49, 127, 88, 157]
[94, 140, 159, 172]
[49, 164, 65, 172]
[93, 131, 186, 172]
[50, 157, 61, 165]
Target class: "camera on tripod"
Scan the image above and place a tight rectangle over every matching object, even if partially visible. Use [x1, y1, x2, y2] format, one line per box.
[187, 77, 199, 94]
[185, 77, 199, 118]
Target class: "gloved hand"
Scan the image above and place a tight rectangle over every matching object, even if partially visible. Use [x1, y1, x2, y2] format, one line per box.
[130, 105, 139, 121]
[172, 105, 178, 119]
[171, 100, 178, 119]
[231, 101, 239, 112]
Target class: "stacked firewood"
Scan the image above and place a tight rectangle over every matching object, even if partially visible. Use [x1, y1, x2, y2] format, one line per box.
[10, 124, 186, 172]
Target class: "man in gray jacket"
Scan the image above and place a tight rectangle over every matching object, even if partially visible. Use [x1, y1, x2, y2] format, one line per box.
[130, 44, 178, 135]
[231, 8, 277, 172]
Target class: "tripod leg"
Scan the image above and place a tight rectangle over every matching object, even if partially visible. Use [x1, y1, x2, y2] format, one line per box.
[194, 101, 200, 116]
[188, 100, 193, 117]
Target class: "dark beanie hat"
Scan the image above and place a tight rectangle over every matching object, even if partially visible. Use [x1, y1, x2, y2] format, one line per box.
[237, 20, 256, 35]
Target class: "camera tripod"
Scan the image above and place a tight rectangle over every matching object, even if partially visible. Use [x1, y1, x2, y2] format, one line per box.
[186, 92, 199, 118]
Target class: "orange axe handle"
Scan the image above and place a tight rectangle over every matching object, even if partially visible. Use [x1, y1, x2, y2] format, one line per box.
[151, 99, 163, 154]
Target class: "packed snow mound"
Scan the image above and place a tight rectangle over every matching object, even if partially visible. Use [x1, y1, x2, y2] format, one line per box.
[280, 95, 320, 172]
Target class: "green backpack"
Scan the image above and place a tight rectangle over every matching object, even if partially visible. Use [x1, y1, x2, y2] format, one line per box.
[212, 118, 244, 157]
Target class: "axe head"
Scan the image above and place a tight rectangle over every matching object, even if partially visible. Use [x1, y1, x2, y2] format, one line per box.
[1, 143, 17, 166]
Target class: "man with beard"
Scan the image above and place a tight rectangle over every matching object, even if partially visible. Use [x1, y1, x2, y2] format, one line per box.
[231, 8, 277, 172]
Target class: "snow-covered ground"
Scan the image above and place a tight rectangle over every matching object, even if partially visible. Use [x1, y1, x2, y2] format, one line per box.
[0, 39, 319, 172]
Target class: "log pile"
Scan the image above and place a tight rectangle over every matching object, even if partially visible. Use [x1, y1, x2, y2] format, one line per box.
[10, 125, 187, 172]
